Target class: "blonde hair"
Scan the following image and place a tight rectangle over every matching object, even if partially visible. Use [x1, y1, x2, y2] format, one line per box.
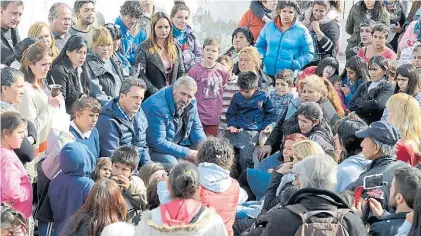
[239, 46, 261, 72]
[148, 12, 177, 62]
[27, 22, 59, 58]
[386, 93, 421, 155]
[292, 140, 325, 162]
[93, 27, 114, 52]
[299, 75, 328, 97]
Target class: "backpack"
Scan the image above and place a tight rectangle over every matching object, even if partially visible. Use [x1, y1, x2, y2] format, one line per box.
[285, 204, 351, 236]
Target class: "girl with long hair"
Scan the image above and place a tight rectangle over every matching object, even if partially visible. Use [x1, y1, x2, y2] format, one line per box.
[47, 35, 91, 114]
[16, 42, 63, 157]
[135, 12, 185, 98]
[61, 179, 127, 236]
[386, 93, 421, 166]
[28, 22, 60, 58]
[348, 55, 395, 124]
[340, 55, 370, 106]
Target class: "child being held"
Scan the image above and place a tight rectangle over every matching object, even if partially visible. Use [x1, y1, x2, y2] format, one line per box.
[270, 69, 298, 122]
[225, 71, 277, 171]
[69, 97, 101, 159]
[110, 146, 147, 223]
[188, 38, 229, 137]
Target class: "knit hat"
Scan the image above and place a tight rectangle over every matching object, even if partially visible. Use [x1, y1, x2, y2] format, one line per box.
[232, 27, 254, 45]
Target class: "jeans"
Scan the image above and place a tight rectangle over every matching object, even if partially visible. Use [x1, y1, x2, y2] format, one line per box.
[38, 222, 55, 236]
[150, 152, 179, 169]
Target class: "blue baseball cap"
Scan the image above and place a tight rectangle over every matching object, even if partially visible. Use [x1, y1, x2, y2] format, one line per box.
[355, 121, 401, 146]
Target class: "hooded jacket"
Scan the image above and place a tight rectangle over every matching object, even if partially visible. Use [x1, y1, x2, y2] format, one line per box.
[307, 125, 335, 153]
[347, 156, 407, 213]
[301, 8, 341, 60]
[48, 142, 96, 235]
[172, 25, 202, 72]
[96, 97, 150, 165]
[115, 16, 147, 65]
[198, 163, 247, 236]
[135, 199, 228, 236]
[255, 18, 314, 76]
[243, 188, 367, 236]
[335, 153, 371, 192]
[369, 212, 408, 236]
[86, 53, 124, 106]
[142, 85, 206, 159]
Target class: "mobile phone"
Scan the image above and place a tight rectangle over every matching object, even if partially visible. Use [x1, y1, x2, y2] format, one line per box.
[363, 174, 384, 190]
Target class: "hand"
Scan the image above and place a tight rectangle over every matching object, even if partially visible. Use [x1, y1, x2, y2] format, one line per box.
[392, 22, 402, 33]
[406, 212, 414, 224]
[228, 126, 240, 134]
[262, 125, 272, 134]
[311, 21, 321, 32]
[368, 198, 384, 218]
[187, 150, 198, 159]
[276, 162, 293, 175]
[340, 85, 351, 96]
[129, 23, 140, 37]
[48, 93, 63, 108]
[258, 145, 272, 161]
[117, 175, 131, 190]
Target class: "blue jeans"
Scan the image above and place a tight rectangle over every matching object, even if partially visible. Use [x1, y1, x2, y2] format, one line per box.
[150, 152, 179, 169]
[38, 222, 55, 236]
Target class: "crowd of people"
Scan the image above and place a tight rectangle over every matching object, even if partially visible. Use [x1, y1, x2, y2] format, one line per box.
[2, 0, 421, 236]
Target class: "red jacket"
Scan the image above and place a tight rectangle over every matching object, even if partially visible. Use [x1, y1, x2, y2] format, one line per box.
[238, 9, 265, 41]
[397, 141, 421, 166]
[200, 179, 240, 236]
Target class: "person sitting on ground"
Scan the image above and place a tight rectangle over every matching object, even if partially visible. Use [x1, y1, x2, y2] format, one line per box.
[96, 78, 150, 165]
[142, 76, 206, 168]
[91, 157, 112, 182]
[368, 166, 421, 236]
[225, 71, 277, 171]
[48, 142, 96, 235]
[110, 146, 147, 223]
[243, 154, 367, 236]
[347, 121, 408, 213]
[297, 57, 339, 84]
[69, 97, 101, 159]
[138, 162, 167, 190]
[334, 117, 371, 192]
[340, 55, 370, 107]
[348, 55, 395, 124]
[224, 27, 254, 75]
[135, 162, 228, 236]
[197, 137, 248, 236]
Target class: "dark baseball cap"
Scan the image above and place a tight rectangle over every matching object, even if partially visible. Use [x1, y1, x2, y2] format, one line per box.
[355, 121, 401, 146]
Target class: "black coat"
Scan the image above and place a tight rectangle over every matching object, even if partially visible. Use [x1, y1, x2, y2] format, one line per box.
[0, 27, 20, 64]
[86, 54, 124, 105]
[15, 120, 37, 165]
[242, 188, 368, 236]
[135, 41, 185, 98]
[347, 156, 408, 213]
[47, 58, 91, 114]
[368, 212, 408, 236]
[348, 80, 395, 125]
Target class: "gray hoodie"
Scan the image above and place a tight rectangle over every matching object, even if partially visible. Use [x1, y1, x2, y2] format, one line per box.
[335, 153, 371, 192]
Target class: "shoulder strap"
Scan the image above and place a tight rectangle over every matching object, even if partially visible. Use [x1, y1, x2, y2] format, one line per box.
[285, 204, 308, 223]
[189, 205, 206, 224]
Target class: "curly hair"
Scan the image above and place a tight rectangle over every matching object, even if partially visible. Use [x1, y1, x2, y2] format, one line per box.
[120, 0, 143, 18]
[197, 137, 235, 171]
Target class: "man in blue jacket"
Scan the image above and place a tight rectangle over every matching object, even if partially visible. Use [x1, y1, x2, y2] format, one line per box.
[142, 75, 207, 168]
[96, 77, 150, 166]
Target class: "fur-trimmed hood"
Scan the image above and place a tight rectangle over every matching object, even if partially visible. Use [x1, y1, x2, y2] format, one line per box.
[135, 206, 228, 236]
[301, 8, 340, 31]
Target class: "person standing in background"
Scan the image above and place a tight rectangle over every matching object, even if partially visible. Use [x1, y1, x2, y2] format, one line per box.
[139, 0, 156, 39]
[69, 0, 96, 48]
[0, 1, 23, 64]
[49, 2, 72, 51]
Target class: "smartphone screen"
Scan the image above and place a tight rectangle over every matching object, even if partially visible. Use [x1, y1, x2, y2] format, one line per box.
[363, 174, 384, 190]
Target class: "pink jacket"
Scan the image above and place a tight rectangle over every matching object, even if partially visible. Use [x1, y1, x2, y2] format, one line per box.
[399, 21, 417, 52]
[0, 147, 33, 219]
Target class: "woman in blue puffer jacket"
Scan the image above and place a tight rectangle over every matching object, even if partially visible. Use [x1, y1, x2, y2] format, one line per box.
[255, 1, 314, 76]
